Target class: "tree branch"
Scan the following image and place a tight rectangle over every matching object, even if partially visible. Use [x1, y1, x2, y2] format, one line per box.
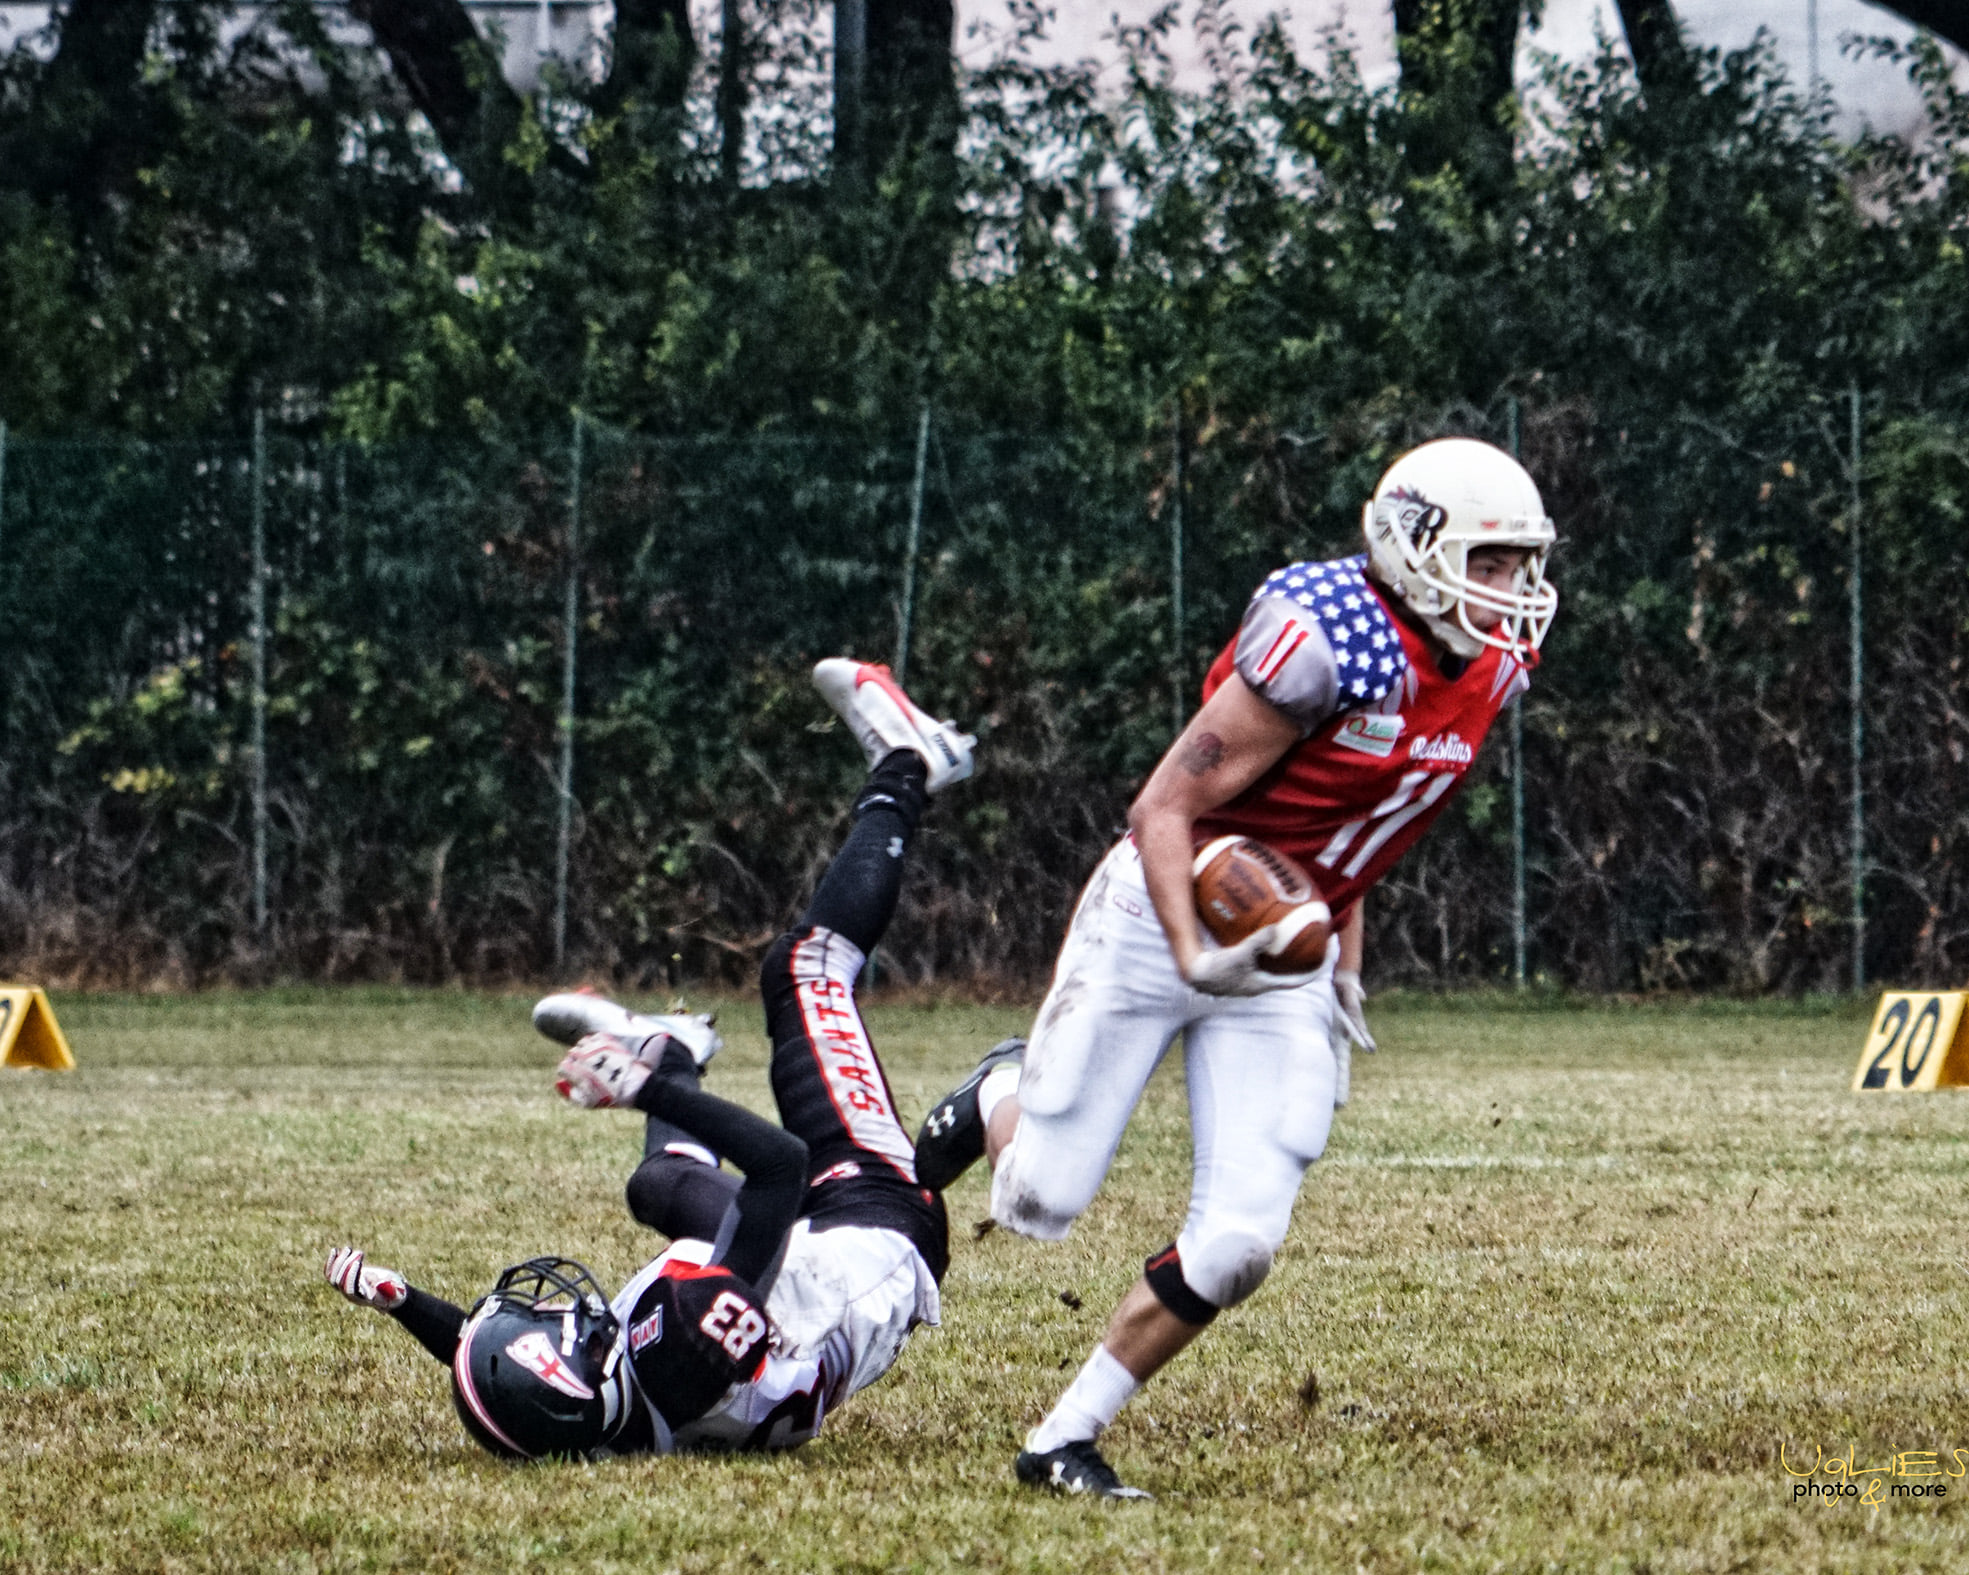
[348, 0, 521, 165]
[596, 0, 695, 117]
[349, 0, 595, 212]
[12, 0, 163, 216]
[1613, 0, 1695, 97]
[1861, 1, 1969, 57]
[1389, 0, 1520, 188]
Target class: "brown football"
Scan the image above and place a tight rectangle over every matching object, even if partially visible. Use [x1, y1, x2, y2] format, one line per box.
[1192, 835, 1333, 974]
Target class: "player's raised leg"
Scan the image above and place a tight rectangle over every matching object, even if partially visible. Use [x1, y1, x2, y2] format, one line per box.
[747, 662, 978, 1276]
[758, 745, 932, 1192]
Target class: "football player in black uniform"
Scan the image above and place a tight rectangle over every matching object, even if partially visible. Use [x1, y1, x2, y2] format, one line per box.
[324, 661, 1008, 1458]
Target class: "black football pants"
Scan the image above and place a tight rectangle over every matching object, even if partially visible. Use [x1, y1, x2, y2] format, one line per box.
[628, 751, 948, 1280]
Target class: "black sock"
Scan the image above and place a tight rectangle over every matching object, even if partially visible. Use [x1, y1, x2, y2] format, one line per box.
[798, 750, 928, 956]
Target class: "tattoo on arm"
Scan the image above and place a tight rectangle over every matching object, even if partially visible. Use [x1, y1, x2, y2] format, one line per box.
[1180, 731, 1226, 776]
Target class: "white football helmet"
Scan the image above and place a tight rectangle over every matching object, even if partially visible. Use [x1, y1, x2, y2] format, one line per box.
[1362, 437, 1558, 658]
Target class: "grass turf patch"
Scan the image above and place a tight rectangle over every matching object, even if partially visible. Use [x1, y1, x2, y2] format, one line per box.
[1, 988, 1964, 1572]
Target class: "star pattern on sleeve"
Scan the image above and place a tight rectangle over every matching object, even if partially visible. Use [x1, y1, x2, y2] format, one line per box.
[1254, 554, 1405, 706]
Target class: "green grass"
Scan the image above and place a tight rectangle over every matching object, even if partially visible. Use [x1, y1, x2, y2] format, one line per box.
[3, 988, 1967, 1572]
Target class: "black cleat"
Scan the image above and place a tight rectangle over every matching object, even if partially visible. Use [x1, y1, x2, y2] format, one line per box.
[1014, 1439, 1152, 1500]
[912, 1037, 1025, 1193]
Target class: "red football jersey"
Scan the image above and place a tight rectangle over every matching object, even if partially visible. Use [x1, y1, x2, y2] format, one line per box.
[1192, 561, 1529, 918]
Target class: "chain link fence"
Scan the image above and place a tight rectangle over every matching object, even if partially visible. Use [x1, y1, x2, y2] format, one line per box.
[0, 403, 1961, 992]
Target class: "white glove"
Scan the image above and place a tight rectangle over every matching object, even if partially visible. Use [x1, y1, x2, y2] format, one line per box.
[555, 1033, 653, 1109]
[1187, 926, 1320, 998]
[1332, 968, 1376, 1053]
[325, 1245, 408, 1311]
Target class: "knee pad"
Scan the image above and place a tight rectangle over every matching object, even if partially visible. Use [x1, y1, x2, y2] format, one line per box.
[1165, 1228, 1276, 1312]
[624, 1157, 674, 1233]
[1143, 1244, 1218, 1326]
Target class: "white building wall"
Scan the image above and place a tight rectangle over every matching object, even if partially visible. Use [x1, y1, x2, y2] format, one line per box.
[0, 1, 1956, 137]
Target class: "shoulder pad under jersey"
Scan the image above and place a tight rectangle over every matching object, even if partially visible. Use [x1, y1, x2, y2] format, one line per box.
[1247, 556, 1406, 712]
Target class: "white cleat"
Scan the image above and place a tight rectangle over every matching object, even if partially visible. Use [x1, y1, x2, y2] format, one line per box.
[531, 991, 722, 1068]
[811, 659, 976, 794]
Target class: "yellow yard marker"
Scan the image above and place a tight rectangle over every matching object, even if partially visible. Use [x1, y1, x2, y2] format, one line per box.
[1853, 992, 1969, 1092]
[0, 987, 75, 1070]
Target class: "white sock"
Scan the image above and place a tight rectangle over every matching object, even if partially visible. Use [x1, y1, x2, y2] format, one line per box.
[976, 1062, 1021, 1127]
[1025, 1345, 1140, 1453]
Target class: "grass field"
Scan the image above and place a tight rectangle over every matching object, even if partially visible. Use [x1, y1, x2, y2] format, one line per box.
[3, 988, 1967, 1572]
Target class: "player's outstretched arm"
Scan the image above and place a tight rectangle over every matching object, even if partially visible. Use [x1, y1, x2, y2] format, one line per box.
[1129, 674, 1303, 985]
[552, 1035, 803, 1277]
[626, 1144, 744, 1243]
[631, 1073, 807, 1285]
[324, 1246, 468, 1365]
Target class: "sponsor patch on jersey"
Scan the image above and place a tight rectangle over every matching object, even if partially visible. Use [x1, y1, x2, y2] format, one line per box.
[504, 1330, 596, 1399]
[1408, 732, 1475, 767]
[813, 1160, 863, 1185]
[1333, 714, 1404, 758]
[628, 1307, 664, 1353]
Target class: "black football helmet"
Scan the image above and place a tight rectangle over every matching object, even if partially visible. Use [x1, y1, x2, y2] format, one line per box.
[450, 1257, 634, 1460]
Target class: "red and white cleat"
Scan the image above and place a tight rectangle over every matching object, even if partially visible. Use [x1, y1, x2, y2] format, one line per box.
[811, 659, 976, 794]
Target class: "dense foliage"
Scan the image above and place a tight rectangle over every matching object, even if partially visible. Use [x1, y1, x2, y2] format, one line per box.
[2, 3, 1966, 990]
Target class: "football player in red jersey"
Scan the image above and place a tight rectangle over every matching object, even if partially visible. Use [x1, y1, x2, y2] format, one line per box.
[323, 662, 991, 1459]
[914, 437, 1558, 1497]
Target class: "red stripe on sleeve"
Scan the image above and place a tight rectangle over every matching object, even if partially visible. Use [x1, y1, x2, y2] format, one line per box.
[1255, 621, 1308, 683]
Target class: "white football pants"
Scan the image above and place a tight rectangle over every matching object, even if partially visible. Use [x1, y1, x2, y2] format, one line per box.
[991, 838, 1339, 1307]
